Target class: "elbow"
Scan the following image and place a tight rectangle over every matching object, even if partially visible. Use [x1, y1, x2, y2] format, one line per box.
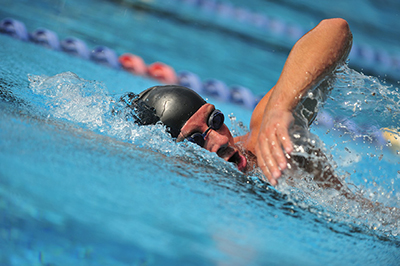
[320, 18, 353, 59]
[320, 18, 351, 35]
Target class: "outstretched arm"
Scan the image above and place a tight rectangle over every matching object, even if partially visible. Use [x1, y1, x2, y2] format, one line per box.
[242, 18, 353, 185]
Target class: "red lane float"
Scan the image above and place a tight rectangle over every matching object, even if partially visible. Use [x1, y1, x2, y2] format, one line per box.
[147, 62, 178, 84]
[119, 53, 148, 76]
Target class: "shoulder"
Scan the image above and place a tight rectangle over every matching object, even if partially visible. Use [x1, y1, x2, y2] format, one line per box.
[234, 133, 249, 145]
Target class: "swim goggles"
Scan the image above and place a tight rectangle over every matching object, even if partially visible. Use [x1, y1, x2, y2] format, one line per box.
[186, 109, 224, 147]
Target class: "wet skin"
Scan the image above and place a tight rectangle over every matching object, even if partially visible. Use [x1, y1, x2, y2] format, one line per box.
[175, 18, 352, 185]
[177, 103, 248, 172]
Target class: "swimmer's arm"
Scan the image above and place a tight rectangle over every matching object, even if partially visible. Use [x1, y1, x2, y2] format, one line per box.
[243, 18, 353, 185]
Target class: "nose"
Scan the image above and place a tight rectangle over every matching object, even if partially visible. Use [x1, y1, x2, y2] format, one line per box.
[204, 128, 230, 154]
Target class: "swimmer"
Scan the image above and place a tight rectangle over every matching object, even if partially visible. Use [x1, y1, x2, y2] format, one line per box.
[123, 18, 353, 189]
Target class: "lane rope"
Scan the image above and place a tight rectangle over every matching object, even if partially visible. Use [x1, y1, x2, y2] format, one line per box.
[0, 17, 393, 149]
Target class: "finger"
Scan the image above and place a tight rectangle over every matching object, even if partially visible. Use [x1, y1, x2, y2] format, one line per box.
[256, 148, 277, 185]
[274, 126, 293, 171]
[269, 131, 288, 171]
[277, 125, 293, 154]
[259, 163, 275, 185]
[257, 135, 282, 181]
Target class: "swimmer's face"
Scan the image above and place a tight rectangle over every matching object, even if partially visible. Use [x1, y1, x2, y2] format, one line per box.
[177, 103, 247, 172]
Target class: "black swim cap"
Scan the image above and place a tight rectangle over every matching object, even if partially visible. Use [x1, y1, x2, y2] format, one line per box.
[137, 85, 206, 138]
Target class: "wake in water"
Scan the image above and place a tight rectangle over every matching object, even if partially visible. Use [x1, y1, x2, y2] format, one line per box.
[25, 72, 245, 177]
[4, 68, 399, 238]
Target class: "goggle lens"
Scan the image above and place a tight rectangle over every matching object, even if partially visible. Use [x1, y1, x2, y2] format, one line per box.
[208, 110, 224, 130]
[187, 133, 205, 147]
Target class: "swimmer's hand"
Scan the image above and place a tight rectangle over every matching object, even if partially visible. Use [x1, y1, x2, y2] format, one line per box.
[255, 108, 294, 186]
[249, 19, 353, 185]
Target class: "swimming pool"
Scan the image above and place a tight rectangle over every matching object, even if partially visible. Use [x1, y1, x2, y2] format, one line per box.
[1, 0, 400, 265]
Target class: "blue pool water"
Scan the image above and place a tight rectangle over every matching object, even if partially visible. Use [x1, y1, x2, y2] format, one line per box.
[1, 0, 400, 265]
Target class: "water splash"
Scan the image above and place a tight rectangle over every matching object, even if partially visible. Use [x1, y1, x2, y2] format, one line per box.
[28, 72, 112, 129]
[25, 72, 244, 178]
[23, 70, 400, 238]
[279, 65, 400, 237]
[228, 65, 400, 238]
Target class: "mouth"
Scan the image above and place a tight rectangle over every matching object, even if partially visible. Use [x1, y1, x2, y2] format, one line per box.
[217, 146, 247, 172]
[228, 151, 247, 172]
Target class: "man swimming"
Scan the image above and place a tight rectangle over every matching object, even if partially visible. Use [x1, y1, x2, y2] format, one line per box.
[123, 18, 353, 187]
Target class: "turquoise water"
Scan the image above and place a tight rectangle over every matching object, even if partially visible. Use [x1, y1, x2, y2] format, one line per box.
[1, 0, 400, 265]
